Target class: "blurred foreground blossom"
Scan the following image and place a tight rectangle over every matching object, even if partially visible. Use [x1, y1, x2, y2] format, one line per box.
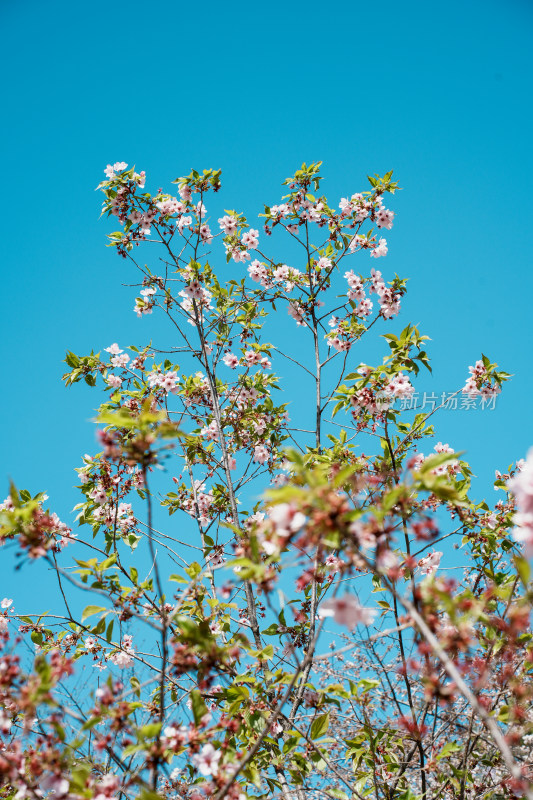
[318, 594, 376, 629]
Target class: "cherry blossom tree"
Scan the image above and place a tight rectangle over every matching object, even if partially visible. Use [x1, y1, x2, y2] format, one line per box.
[1, 161, 532, 800]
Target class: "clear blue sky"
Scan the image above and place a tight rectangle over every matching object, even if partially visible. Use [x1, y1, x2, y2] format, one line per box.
[1, 0, 532, 604]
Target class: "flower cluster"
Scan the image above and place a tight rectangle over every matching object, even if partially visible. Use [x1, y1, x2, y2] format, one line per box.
[0, 496, 73, 558]
[462, 357, 506, 399]
[257, 502, 307, 555]
[368, 268, 401, 318]
[507, 449, 533, 547]
[108, 635, 135, 668]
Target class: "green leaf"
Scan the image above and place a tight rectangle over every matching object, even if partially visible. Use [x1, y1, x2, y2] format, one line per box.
[70, 763, 92, 790]
[65, 351, 80, 368]
[437, 741, 461, 760]
[248, 641, 274, 659]
[137, 790, 165, 800]
[185, 561, 202, 579]
[190, 689, 208, 725]
[418, 451, 464, 474]
[310, 712, 329, 739]
[81, 715, 102, 731]
[99, 553, 117, 571]
[513, 554, 531, 587]
[327, 790, 349, 800]
[137, 722, 162, 740]
[261, 623, 280, 635]
[382, 486, 406, 511]
[357, 678, 380, 694]
[81, 605, 106, 623]
[169, 573, 187, 583]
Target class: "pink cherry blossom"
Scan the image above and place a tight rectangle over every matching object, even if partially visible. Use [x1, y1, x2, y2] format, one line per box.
[349, 234, 366, 252]
[409, 453, 426, 471]
[376, 208, 395, 229]
[41, 776, 70, 797]
[241, 228, 259, 250]
[157, 197, 184, 216]
[268, 503, 306, 537]
[376, 549, 399, 573]
[507, 448, 533, 546]
[253, 445, 269, 465]
[178, 215, 192, 233]
[200, 224, 212, 243]
[349, 521, 376, 551]
[110, 353, 129, 368]
[370, 238, 388, 258]
[104, 343, 123, 355]
[192, 743, 221, 776]
[109, 635, 134, 668]
[273, 264, 289, 283]
[185, 280, 204, 300]
[230, 247, 250, 263]
[417, 550, 442, 576]
[218, 215, 238, 235]
[355, 298, 373, 317]
[248, 260, 268, 283]
[223, 352, 239, 369]
[462, 359, 502, 401]
[0, 708, 11, 733]
[288, 301, 305, 326]
[89, 486, 107, 505]
[270, 203, 289, 217]
[386, 372, 415, 399]
[201, 421, 219, 442]
[338, 197, 353, 216]
[0, 495, 15, 511]
[318, 594, 376, 629]
[329, 336, 351, 353]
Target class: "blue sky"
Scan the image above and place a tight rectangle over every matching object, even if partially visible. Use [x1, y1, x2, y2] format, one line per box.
[1, 0, 532, 605]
